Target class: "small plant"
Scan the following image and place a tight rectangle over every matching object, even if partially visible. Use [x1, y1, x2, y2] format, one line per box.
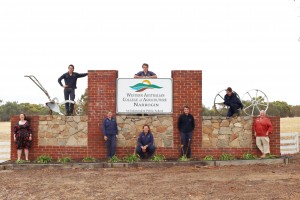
[178, 155, 190, 162]
[203, 155, 214, 161]
[108, 155, 122, 163]
[57, 157, 72, 163]
[151, 154, 166, 162]
[123, 154, 140, 163]
[15, 159, 26, 164]
[36, 155, 52, 164]
[82, 156, 96, 162]
[242, 153, 257, 160]
[219, 153, 235, 161]
[266, 154, 277, 159]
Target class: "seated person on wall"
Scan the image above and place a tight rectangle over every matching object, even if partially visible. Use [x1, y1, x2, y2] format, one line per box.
[136, 125, 156, 159]
[224, 87, 243, 117]
[134, 63, 157, 78]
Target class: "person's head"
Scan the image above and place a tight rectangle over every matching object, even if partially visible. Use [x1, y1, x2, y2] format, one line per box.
[107, 111, 112, 118]
[143, 124, 150, 134]
[260, 110, 266, 117]
[142, 63, 149, 73]
[19, 113, 26, 121]
[183, 106, 189, 115]
[68, 64, 74, 73]
[226, 87, 233, 96]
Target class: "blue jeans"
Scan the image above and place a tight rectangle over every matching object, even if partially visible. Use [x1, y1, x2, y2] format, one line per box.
[106, 135, 117, 159]
[136, 144, 155, 159]
[180, 131, 193, 158]
[64, 88, 75, 114]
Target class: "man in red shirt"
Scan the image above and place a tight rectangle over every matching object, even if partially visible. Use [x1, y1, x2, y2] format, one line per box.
[254, 110, 273, 158]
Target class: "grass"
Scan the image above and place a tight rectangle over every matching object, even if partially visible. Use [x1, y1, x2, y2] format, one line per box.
[107, 155, 122, 163]
[178, 155, 191, 162]
[57, 157, 72, 163]
[242, 153, 257, 160]
[151, 154, 166, 162]
[266, 154, 277, 159]
[203, 155, 214, 161]
[123, 154, 140, 163]
[280, 117, 300, 134]
[36, 155, 52, 164]
[219, 153, 235, 161]
[82, 156, 96, 162]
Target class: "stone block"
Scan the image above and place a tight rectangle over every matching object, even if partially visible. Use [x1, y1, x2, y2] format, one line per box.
[220, 120, 229, 127]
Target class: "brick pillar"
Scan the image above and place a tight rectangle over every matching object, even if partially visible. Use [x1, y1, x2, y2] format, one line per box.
[172, 70, 202, 158]
[88, 70, 118, 158]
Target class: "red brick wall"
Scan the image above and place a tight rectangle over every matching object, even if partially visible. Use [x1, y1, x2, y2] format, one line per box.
[10, 70, 281, 160]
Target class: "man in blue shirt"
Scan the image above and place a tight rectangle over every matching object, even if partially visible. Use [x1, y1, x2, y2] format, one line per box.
[134, 63, 157, 78]
[102, 111, 118, 159]
[136, 125, 155, 159]
[58, 64, 88, 116]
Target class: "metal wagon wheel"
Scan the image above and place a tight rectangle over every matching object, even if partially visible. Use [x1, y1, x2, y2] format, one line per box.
[242, 89, 269, 116]
[213, 90, 240, 116]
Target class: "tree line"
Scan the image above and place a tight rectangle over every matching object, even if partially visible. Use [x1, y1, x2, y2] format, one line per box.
[0, 97, 299, 121]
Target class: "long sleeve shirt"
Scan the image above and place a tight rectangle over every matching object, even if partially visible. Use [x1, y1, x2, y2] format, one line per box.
[58, 72, 88, 89]
[254, 117, 273, 137]
[178, 113, 195, 133]
[137, 132, 154, 147]
[102, 117, 118, 136]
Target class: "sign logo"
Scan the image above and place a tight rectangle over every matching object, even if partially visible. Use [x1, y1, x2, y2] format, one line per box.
[130, 80, 163, 92]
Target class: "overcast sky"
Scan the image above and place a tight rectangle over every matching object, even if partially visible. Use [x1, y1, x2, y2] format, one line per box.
[0, 0, 299, 108]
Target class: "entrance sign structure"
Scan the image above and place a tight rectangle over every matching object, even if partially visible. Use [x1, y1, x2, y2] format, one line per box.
[117, 78, 173, 114]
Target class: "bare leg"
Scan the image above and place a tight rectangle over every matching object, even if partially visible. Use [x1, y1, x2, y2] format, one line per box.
[17, 149, 22, 160]
[24, 149, 29, 160]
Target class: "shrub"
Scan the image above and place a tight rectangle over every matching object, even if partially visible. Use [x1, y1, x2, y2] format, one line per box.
[123, 154, 140, 163]
[108, 155, 121, 163]
[82, 156, 96, 162]
[178, 155, 190, 162]
[151, 154, 166, 162]
[242, 153, 257, 160]
[36, 155, 52, 164]
[203, 155, 214, 161]
[219, 153, 235, 161]
[57, 157, 72, 163]
[266, 154, 277, 159]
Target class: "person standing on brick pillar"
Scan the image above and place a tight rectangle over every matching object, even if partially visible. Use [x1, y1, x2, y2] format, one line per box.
[58, 64, 88, 116]
[134, 63, 157, 78]
[254, 110, 273, 158]
[224, 87, 243, 117]
[102, 111, 118, 159]
[136, 125, 156, 159]
[178, 106, 195, 158]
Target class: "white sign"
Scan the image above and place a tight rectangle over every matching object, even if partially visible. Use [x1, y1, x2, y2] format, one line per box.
[117, 78, 173, 114]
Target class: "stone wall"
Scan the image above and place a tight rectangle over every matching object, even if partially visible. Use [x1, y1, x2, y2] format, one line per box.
[202, 116, 253, 148]
[116, 115, 173, 148]
[38, 116, 88, 147]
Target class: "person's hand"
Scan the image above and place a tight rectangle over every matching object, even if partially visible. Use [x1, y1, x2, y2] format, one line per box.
[254, 132, 257, 137]
[14, 137, 16, 142]
[63, 85, 68, 88]
[29, 135, 32, 141]
[266, 132, 269, 136]
[104, 136, 108, 141]
[142, 147, 146, 153]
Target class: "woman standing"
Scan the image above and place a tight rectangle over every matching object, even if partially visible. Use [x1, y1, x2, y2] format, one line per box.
[14, 113, 32, 161]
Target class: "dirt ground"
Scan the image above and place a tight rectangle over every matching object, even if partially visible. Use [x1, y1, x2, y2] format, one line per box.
[0, 154, 299, 200]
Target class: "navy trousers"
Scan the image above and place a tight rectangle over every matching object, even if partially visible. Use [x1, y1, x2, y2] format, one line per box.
[64, 88, 75, 115]
[180, 131, 193, 158]
[136, 144, 155, 159]
[106, 135, 117, 159]
[227, 103, 241, 117]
